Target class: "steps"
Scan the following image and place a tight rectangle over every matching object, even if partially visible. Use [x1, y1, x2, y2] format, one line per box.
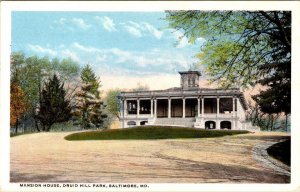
[154, 118, 196, 127]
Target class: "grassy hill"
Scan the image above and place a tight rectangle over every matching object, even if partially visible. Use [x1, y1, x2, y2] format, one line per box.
[65, 126, 249, 140]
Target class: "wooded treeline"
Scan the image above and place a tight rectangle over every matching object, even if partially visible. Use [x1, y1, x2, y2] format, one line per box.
[10, 52, 108, 133]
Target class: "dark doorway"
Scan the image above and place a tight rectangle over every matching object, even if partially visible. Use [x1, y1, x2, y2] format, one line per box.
[157, 99, 168, 118]
[185, 99, 197, 117]
[220, 121, 231, 129]
[205, 121, 216, 129]
[204, 98, 217, 113]
[171, 99, 183, 117]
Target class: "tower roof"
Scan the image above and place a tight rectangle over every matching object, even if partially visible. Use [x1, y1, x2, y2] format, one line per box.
[178, 71, 201, 76]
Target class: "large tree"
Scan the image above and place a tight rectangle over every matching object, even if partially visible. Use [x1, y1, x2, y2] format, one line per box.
[36, 74, 71, 132]
[72, 65, 107, 129]
[166, 11, 291, 120]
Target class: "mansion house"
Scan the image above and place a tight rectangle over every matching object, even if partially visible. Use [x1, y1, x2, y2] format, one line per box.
[118, 71, 255, 130]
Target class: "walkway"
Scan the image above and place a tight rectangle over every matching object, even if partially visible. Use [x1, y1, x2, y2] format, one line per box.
[10, 131, 290, 183]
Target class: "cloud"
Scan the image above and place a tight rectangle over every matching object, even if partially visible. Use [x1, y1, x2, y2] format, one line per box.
[28, 44, 57, 56]
[52, 17, 91, 31]
[172, 30, 189, 48]
[124, 25, 142, 37]
[121, 21, 163, 39]
[71, 18, 91, 30]
[73, 42, 99, 53]
[61, 49, 81, 62]
[142, 22, 163, 39]
[95, 16, 116, 32]
[54, 18, 67, 25]
[70, 42, 194, 72]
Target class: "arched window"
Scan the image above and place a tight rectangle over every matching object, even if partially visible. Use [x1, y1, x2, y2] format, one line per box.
[127, 121, 136, 127]
[220, 121, 231, 129]
[205, 121, 216, 129]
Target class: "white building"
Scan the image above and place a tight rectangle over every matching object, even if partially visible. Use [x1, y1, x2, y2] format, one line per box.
[118, 71, 256, 130]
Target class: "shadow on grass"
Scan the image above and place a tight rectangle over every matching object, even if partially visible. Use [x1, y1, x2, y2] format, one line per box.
[267, 139, 291, 166]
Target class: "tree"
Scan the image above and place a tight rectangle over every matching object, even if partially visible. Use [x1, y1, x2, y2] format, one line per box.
[105, 89, 121, 119]
[10, 52, 80, 131]
[36, 74, 71, 132]
[166, 11, 291, 125]
[10, 81, 27, 133]
[72, 65, 107, 129]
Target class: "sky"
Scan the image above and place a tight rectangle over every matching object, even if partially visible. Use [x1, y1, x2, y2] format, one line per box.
[12, 11, 208, 91]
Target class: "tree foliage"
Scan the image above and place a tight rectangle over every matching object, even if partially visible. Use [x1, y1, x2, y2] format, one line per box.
[105, 89, 121, 119]
[166, 11, 290, 86]
[72, 65, 107, 129]
[10, 52, 80, 131]
[166, 11, 291, 118]
[10, 81, 27, 132]
[37, 75, 71, 131]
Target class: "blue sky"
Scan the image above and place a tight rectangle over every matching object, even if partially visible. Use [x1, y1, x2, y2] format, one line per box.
[12, 12, 206, 90]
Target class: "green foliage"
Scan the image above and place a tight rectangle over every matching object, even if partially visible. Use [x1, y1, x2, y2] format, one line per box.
[73, 64, 107, 129]
[252, 12, 291, 117]
[37, 75, 71, 131]
[10, 52, 80, 131]
[105, 89, 121, 119]
[80, 64, 99, 95]
[166, 11, 290, 88]
[65, 126, 249, 140]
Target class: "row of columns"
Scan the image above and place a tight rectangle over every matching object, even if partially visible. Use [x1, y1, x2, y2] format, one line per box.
[122, 97, 237, 118]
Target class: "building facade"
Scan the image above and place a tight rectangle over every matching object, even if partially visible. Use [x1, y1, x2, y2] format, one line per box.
[118, 71, 255, 130]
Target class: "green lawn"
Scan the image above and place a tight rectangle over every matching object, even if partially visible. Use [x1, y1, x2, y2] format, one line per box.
[64, 126, 250, 140]
[267, 139, 291, 166]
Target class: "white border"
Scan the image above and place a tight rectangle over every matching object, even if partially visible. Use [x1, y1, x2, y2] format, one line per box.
[1, 1, 300, 192]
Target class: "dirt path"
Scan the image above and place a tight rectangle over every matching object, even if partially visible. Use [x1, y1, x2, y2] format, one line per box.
[10, 131, 290, 183]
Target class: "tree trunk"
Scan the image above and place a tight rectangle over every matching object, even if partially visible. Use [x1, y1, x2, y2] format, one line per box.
[15, 118, 19, 134]
[34, 118, 40, 132]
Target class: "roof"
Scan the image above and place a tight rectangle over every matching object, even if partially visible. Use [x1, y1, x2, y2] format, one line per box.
[178, 71, 201, 76]
[118, 87, 248, 110]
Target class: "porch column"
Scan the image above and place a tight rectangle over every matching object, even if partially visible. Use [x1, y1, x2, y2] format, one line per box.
[183, 98, 186, 118]
[201, 98, 204, 117]
[216, 120, 220, 129]
[137, 99, 140, 118]
[151, 99, 153, 118]
[197, 97, 200, 117]
[217, 97, 220, 116]
[154, 99, 157, 118]
[168, 98, 171, 118]
[232, 97, 236, 117]
[124, 100, 127, 116]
